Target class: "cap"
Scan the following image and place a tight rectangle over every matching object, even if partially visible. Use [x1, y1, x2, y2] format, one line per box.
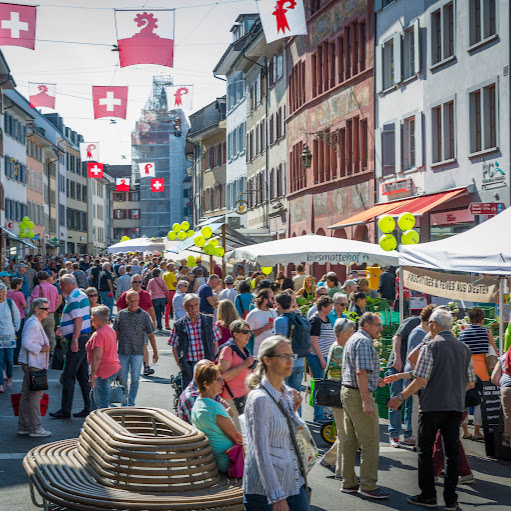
[343, 279, 357, 287]
[0, 271, 11, 277]
[224, 275, 234, 284]
[18, 263, 28, 268]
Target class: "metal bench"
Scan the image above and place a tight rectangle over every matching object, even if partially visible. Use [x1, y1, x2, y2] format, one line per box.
[23, 407, 243, 511]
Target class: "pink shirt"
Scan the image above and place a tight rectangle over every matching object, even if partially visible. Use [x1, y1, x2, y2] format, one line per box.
[146, 277, 169, 300]
[86, 324, 121, 379]
[7, 290, 27, 319]
[31, 282, 59, 313]
[219, 345, 251, 399]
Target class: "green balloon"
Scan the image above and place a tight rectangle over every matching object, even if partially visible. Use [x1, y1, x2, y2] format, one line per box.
[27, 230, 35, 239]
[214, 247, 224, 257]
[27, 221, 34, 230]
[20, 231, 27, 238]
[203, 243, 214, 255]
[22, 216, 30, 223]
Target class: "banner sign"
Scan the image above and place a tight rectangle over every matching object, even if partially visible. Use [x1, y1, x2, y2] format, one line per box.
[403, 266, 499, 303]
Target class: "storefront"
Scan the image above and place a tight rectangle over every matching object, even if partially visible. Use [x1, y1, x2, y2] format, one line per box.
[0, 226, 38, 265]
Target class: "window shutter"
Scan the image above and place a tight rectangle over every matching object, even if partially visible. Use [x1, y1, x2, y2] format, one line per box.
[395, 119, 401, 173]
[413, 19, 421, 75]
[393, 32, 402, 84]
[374, 0, 383, 11]
[376, 45, 383, 93]
[375, 128, 382, 177]
[415, 112, 423, 168]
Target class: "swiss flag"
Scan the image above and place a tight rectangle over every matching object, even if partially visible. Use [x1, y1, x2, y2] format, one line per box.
[151, 178, 164, 192]
[0, 3, 36, 50]
[88, 162, 104, 179]
[166, 86, 193, 110]
[116, 177, 131, 191]
[92, 86, 128, 119]
[257, 0, 307, 43]
[115, 9, 174, 68]
[29, 82, 55, 108]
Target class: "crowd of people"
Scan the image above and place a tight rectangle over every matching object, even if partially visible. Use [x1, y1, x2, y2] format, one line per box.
[1, 253, 511, 511]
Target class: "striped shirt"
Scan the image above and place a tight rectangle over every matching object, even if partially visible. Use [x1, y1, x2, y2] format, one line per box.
[459, 324, 490, 354]
[60, 287, 91, 339]
[309, 313, 336, 359]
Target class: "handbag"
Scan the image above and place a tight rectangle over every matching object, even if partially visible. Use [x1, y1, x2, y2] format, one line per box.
[486, 344, 499, 373]
[11, 392, 49, 416]
[465, 376, 483, 408]
[110, 380, 125, 404]
[51, 337, 65, 370]
[314, 357, 343, 408]
[225, 443, 244, 478]
[261, 385, 317, 503]
[29, 368, 48, 391]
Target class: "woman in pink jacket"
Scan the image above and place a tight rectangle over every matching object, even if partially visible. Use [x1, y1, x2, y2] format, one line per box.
[146, 268, 169, 333]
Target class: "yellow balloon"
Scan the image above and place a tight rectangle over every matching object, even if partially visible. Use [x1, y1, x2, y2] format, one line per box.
[20, 231, 27, 238]
[172, 223, 182, 233]
[168, 231, 177, 241]
[28, 231, 35, 239]
[187, 256, 196, 266]
[181, 221, 190, 231]
[378, 215, 396, 234]
[203, 243, 214, 255]
[201, 226, 213, 239]
[214, 247, 225, 257]
[398, 212, 416, 232]
[261, 267, 273, 275]
[209, 238, 219, 247]
[401, 229, 420, 245]
[186, 230, 194, 238]
[379, 234, 397, 252]
[177, 231, 186, 240]
[194, 236, 205, 247]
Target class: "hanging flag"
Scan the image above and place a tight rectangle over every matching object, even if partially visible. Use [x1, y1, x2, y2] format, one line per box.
[151, 178, 164, 192]
[29, 82, 56, 109]
[115, 9, 175, 68]
[0, 3, 37, 50]
[257, 0, 307, 43]
[88, 162, 104, 178]
[138, 162, 155, 178]
[166, 85, 193, 110]
[116, 177, 131, 191]
[80, 142, 100, 162]
[92, 86, 128, 119]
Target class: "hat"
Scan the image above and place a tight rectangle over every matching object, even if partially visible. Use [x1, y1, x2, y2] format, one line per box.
[0, 271, 11, 277]
[196, 257, 202, 262]
[18, 263, 28, 268]
[224, 275, 234, 284]
[343, 279, 357, 287]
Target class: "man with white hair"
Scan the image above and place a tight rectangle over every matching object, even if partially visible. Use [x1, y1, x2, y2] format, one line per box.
[388, 309, 476, 510]
[50, 275, 92, 419]
[131, 258, 142, 276]
[115, 266, 131, 299]
[98, 262, 114, 319]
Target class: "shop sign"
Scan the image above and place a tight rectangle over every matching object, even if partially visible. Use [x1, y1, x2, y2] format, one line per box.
[403, 266, 498, 303]
[482, 160, 505, 188]
[430, 209, 474, 226]
[381, 178, 413, 196]
[468, 202, 505, 215]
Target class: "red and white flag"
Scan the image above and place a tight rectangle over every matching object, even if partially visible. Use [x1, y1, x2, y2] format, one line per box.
[80, 142, 100, 162]
[166, 85, 193, 110]
[92, 86, 128, 119]
[0, 3, 36, 50]
[138, 162, 155, 178]
[257, 0, 307, 43]
[115, 9, 175, 68]
[151, 178, 164, 192]
[116, 177, 131, 191]
[88, 162, 104, 179]
[29, 82, 55, 109]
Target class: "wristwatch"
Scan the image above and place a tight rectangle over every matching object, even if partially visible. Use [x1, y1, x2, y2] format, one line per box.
[397, 393, 405, 401]
[71, 339, 79, 343]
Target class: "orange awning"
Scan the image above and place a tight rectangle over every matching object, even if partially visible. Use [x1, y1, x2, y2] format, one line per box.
[328, 188, 466, 230]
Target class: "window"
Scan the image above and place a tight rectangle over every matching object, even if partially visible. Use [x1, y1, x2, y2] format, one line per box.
[129, 191, 139, 201]
[469, 0, 496, 47]
[402, 116, 416, 170]
[431, 1, 455, 66]
[432, 100, 455, 163]
[469, 81, 497, 154]
[403, 21, 420, 80]
[131, 209, 140, 219]
[381, 122, 396, 176]
[380, 36, 399, 91]
[288, 60, 306, 114]
[113, 192, 125, 201]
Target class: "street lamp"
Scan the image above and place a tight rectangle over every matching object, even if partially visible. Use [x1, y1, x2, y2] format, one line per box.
[301, 144, 312, 168]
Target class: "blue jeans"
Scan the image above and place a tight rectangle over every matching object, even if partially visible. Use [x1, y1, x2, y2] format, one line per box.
[386, 367, 413, 438]
[306, 353, 326, 421]
[244, 485, 309, 510]
[285, 356, 305, 416]
[118, 355, 144, 406]
[152, 298, 166, 330]
[91, 371, 119, 410]
[99, 291, 114, 318]
[0, 348, 14, 385]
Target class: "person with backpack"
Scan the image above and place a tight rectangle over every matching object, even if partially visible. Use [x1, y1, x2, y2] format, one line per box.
[216, 319, 256, 431]
[274, 292, 311, 403]
[234, 280, 253, 319]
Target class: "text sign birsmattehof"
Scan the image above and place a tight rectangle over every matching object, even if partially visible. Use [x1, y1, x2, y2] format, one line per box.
[402, 266, 499, 303]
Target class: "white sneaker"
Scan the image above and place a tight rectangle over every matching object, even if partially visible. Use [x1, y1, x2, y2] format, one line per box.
[459, 474, 475, 484]
[390, 437, 401, 448]
[29, 428, 52, 437]
[403, 436, 416, 445]
[18, 430, 30, 435]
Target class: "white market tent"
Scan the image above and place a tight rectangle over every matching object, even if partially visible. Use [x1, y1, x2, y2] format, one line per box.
[226, 233, 399, 267]
[399, 206, 511, 274]
[107, 237, 165, 254]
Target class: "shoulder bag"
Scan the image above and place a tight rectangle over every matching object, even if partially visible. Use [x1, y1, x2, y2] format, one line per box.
[313, 357, 343, 408]
[28, 340, 49, 392]
[261, 385, 316, 504]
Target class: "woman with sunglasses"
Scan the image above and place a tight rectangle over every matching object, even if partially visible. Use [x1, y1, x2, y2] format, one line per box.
[18, 298, 51, 437]
[85, 287, 99, 331]
[243, 335, 307, 511]
[191, 362, 242, 473]
[217, 319, 255, 431]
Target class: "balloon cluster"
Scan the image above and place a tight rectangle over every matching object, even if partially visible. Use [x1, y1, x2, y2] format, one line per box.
[168, 221, 194, 241]
[19, 216, 35, 239]
[168, 222, 225, 258]
[378, 212, 419, 251]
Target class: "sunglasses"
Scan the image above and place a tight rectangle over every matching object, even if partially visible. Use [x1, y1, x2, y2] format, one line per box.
[88, 294, 98, 297]
[132, 280, 142, 283]
[38, 307, 50, 311]
[237, 329, 252, 335]
[268, 354, 297, 362]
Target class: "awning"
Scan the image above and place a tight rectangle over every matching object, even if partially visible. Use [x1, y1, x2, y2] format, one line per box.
[0, 226, 38, 249]
[328, 188, 466, 230]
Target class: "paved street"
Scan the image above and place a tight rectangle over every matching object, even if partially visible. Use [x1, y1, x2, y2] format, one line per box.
[1, 331, 510, 511]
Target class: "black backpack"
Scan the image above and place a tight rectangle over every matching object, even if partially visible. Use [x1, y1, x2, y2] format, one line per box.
[283, 312, 311, 357]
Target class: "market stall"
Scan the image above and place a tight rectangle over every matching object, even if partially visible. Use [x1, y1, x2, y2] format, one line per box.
[106, 236, 165, 254]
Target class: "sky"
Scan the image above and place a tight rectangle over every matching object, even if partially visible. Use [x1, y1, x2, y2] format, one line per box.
[1, 0, 258, 164]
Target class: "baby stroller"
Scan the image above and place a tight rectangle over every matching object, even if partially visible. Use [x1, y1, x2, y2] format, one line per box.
[169, 371, 183, 414]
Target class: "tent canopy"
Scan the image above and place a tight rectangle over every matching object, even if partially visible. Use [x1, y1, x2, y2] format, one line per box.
[399, 207, 511, 274]
[226, 233, 399, 267]
[107, 237, 165, 254]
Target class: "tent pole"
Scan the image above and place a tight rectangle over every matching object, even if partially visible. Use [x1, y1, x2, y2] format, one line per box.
[399, 266, 404, 324]
[499, 276, 504, 356]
